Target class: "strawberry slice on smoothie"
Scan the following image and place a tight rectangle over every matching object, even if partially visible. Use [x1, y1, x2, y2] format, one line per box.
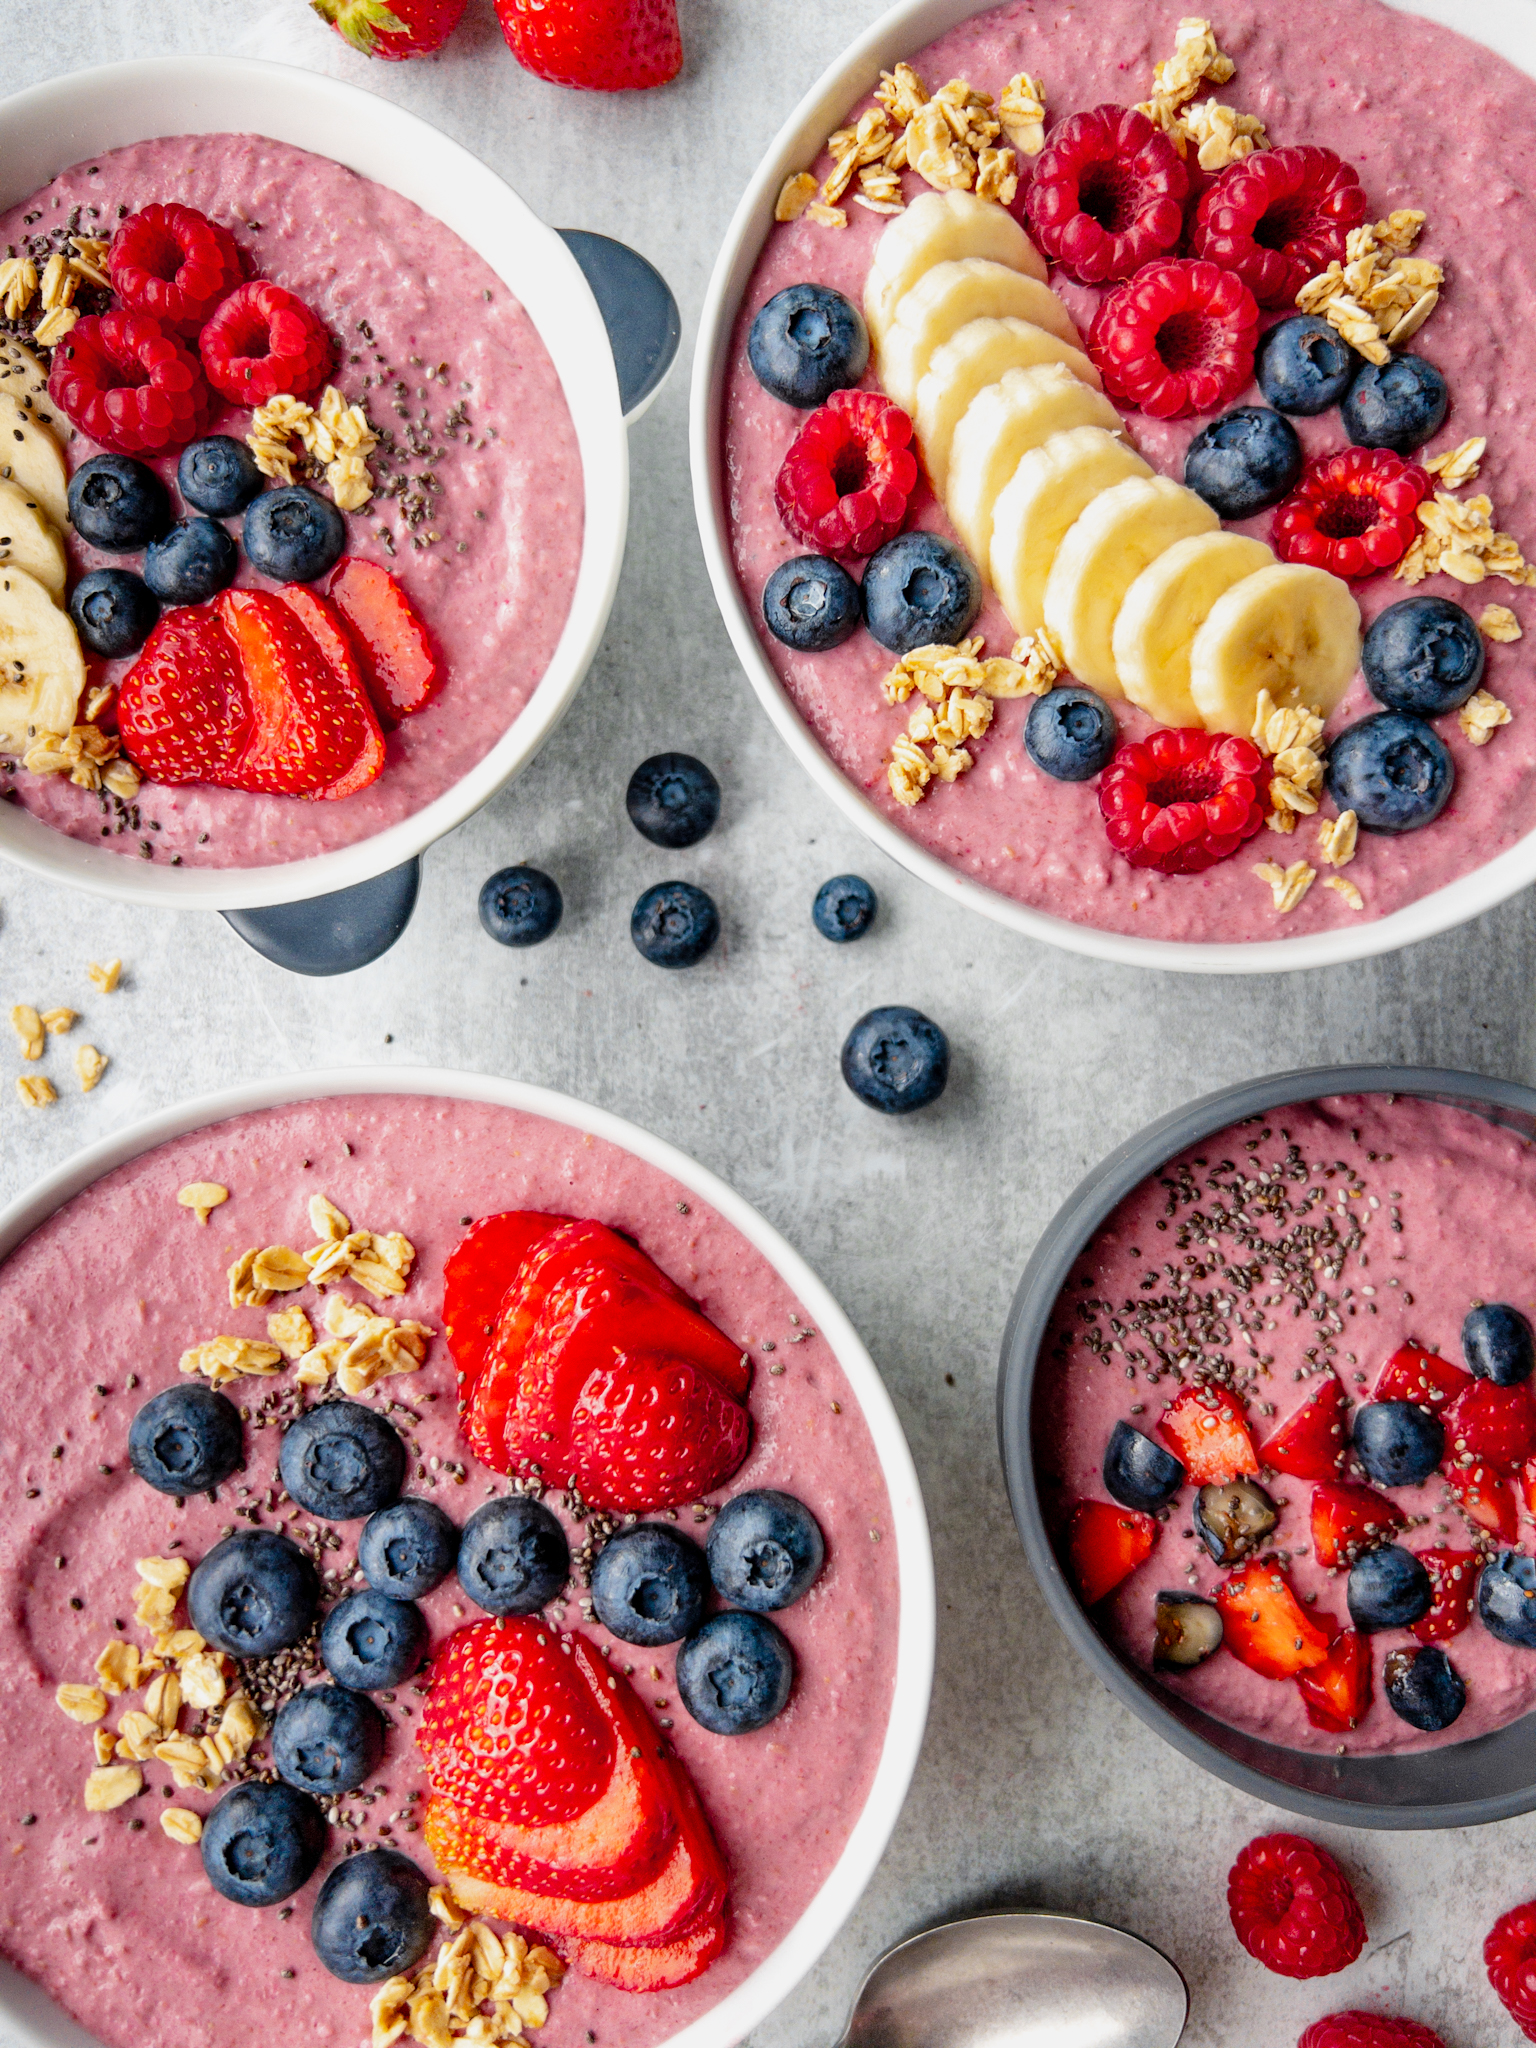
[1217, 1561, 1331, 1680]
[1295, 1627, 1372, 1732]
[1157, 1383, 1259, 1486]
[1310, 1480, 1405, 1569]
[1260, 1372, 1349, 1480]
[1410, 1548, 1480, 1642]
[1066, 1498, 1159, 1606]
[1374, 1342, 1470, 1410]
[327, 556, 441, 724]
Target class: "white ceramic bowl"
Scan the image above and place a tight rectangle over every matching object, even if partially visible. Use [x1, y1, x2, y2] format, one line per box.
[0, 1066, 935, 2048]
[690, 0, 1536, 975]
[0, 57, 628, 912]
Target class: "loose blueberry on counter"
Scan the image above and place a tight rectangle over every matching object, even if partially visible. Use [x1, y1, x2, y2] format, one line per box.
[1342, 353, 1449, 453]
[862, 532, 981, 656]
[67, 453, 169, 553]
[1255, 315, 1361, 416]
[748, 284, 870, 409]
[1193, 1478, 1278, 1566]
[1383, 1644, 1466, 1732]
[1101, 1420, 1184, 1515]
[1362, 596, 1484, 717]
[591, 1524, 710, 1646]
[178, 435, 265, 517]
[707, 1489, 824, 1612]
[127, 1382, 243, 1496]
[813, 874, 876, 943]
[762, 554, 862, 652]
[1477, 1549, 1536, 1647]
[1351, 1398, 1444, 1486]
[243, 484, 346, 584]
[478, 865, 563, 947]
[626, 753, 721, 848]
[201, 1780, 326, 1908]
[1464, 1302, 1536, 1387]
[143, 515, 240, 606]
[1326, 712, 1454, 835]
[1152, 1592, 1224, 1670]
[1183, 406, 1302, 518]
[456, 1495, 569, 1616]
[359, 1496, 459, 1601]
[273, 1684, 385, 1798]
[188, 1530, 319, 1657]
[321, 1589, 428, 1692]
[69, 567, 159, 658]
[311, 1848, 435, 1983]
[841, 1004, 948, 1114]
[279, 1400, 406, 1521]
[631, 880, 720, 968]
[1347, 1543, 1433, 1633]
[676, 1610, 795, 1734]
[1025, 686, 1117, 782]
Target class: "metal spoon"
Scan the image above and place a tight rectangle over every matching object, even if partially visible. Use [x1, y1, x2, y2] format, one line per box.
[837, 1911, 1188, 2048]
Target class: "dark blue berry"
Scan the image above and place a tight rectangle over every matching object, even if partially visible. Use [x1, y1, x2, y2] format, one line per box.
[178, 436, 265, 517]
[863, 532, 981, 655]
[1326, 712, 1453, 834]
[1101, 1420, 1185, 1514]
[201, 1780, 326, 1908]
[1362, 597, 1484, 717]
[1343, 353, 1448, 454]
[67, 453, 169, 553]
[359, 1497, 459, 1601]
[1025, 685, 1117, 782]
[812, 874, 876, 942]
[143, 515, 239, 605]
[591, 1524, 709, 1645]
[1478, 1549, 1536, 1648]
[311, 1848, 435, 1983]
[706, 1490, 824, 1611]
[272, 1685, 385, 1797]
[478, 865, 563, 947]
[762, 555, 861, 651]
[841, 1004, 948, 1114]
[69, 567, 159, 657]
[1383, 1644, 1465, 1731]
[1464, 1303, 1535, 1387]
[1183, 406, 1302, 518]
[243, 484, 346, 584]
[626, 754, 720, 848]
[676, 1611, 794, 1734]
[188, 1530, 319, 1659]
[456, 1495, 569, 1616]
[321, 1590, 427, 1692]
[1351, 1399, 1444, 1487]
[1193, 1479, 1278, 1566]
[128, 1382, 242, 1496]
[1347, 1544, 1432, 1633]
[748, 284, 869, 408]
[1152, 1591, 1223, 1669]
[279, 1401, 405, 1522]
[1255, 315, 1361, 416]
[631, 881, 719, 968]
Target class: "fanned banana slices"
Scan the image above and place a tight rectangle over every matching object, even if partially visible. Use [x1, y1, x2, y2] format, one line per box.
[0, 340, 86, 755]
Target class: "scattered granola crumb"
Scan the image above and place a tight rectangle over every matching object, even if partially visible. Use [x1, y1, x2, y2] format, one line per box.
[75, 1044, 107, 1092]
[160, 1807, 203, 1846]
[998, 73, 1047, 156]
[1325, 874, 1365, 911]
[22, 721, 137, 796]
[1007, 625, 1064, 695]
[1254, 858, 1316, 912]
[87, 959, 122, 993]
[16, 1075, 56, 1108]
[10, 1003, 42, 1060]
[1459, 688, 1512, 745]
[1316, 809, 1359, 868]
[177, 1182, 229, 1226]
[40, 1006, 75, 1035]
[774, 172, 818, 222]
[179, 1334, 284, 1386]
[268, 1305, 316, 1362]
[1427, 437, 1485, 490]
[55, 1683, 107, 1724]
[82, 1765, 141, 1813]
[1479, 603, 1523, 643]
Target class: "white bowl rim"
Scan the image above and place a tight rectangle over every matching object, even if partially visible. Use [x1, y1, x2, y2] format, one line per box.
[0, 1065, 936, 2048]
[0, 54, 629, 913]
[688, 0, 1536, 976]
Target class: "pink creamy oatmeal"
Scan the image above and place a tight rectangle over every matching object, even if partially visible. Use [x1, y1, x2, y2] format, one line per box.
[723, 0, 1536, 944]
[0, 134, 583, 870]
[0, 1095, 897, 2048]
[1037, 1093, 1536, 1753]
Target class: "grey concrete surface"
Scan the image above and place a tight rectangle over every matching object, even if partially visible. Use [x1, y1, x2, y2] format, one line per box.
[3, 5, 1535, 2045]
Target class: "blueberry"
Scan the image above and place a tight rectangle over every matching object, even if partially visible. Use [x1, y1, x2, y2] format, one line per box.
[311, 1848, 435, 1983]
[591, 1524, 709, 1645]
[1351, 1398, 1444, 1487]
[1383, 1644, 1466, 1732]
[1193, 1479, 1278, 1566]
[763, 555, 862, 652]
[1347, 1544, 1432, 1633]
[1326, 712, 1453, 834]
[626, 754, 721, 849]
[456, 1495, 569, 1616]
[243, 484, 346, 584]
[143, 515, 239, 605]
[1101, 1420, 1184, 1514]
[1025, 686, 1118, 782]
[631, 881, 719, 968]
[178, 435, 265, 517]
[706, 1490, 825, 1612]
[201, 1780, 326, 1908]
[188, 1530, 319, 1657]
[676, 1611, 794, 1734]
[1183, 406, 1302, 518]
[478, 865, 562, 947]
[748, 284, 869, 409]
[321, 1590, 428, 1692]
[69, 568, 159, 657]
[1464, 1303, 1536, 1387]
[67, 453, 169, 553]
[862, 533, 981, 655]
[1255, 315, 1361, 416]
[812, 874, 876, 943]
[841, 1004, 948, 1114]
[272, 1685, 385, 1797]
[359, 1497, 459, 1601]
[1342, 353, 1449, 454]
[279, 1400, 406, 1521]
[1152, 1591, 1223, 1669]
[1477, 1549, 1536, 1648]
[1362, 597, 1484, 717]
[127, 1382, 242, 1497]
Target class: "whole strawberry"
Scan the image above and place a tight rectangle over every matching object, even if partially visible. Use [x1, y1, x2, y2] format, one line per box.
[1297, 2016, 1445, 2048]
[494, 0, 682, 90]
[311, 0, 466, 59]
[1486, 1900, 1536, 2040]
[1228, 1833, 1366, 1978]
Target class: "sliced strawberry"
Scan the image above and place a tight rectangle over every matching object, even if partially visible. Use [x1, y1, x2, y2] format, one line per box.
[1295, 1627, 1372, 1732]
[1445, 1378, 1536, 1475]
[1374, 1342, 1470, 1410]
[1410, 1547, 1480, 1643]
[561, 1904, 727, 1992]
[1260, 1374, 1348, 1481]
[571, 1351, 752, 1513]
[1217, 1561, 1331, 1680]
[1310, 1481, 1405, 1570]
[326, 557, 441, 724]
[118, 602, 251, 785]
[1445, 1458, 1519, 1540]
[273, 584, 386, 799]
[1522, 1457, 1536, 1518]
[1066, 1499, 1159, 1607]
[442, 1212, 569, 1390]
[1157, 1383, 1259, 1486]
[214, 588, 377, 798]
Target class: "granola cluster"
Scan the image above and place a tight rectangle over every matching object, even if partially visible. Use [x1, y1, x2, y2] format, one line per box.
[1253, 856, 1316, 914]
[1393, 439, 1536, 589]
[370, 1893, 563, 2048]
[0, 236, 108, 347]
[1136, 18, 1265, 171]
[21, 718, 141, 803]
[1249, 690, 1326, 834]
[248, 385, 379, 512]
[880, 635, 1047, 806]
[1296, 211, 1442, 365]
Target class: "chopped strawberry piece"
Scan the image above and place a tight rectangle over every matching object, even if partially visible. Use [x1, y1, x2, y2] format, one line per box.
[570, 1349, 753, 1513]
[1261, 1374, 1349, 1480]
[1522, 1458, 1536, 1518]
[1025, 104, 1188, 284]
[326, 557, 441, 724]
[49, 309, 216, 457]
[562, 1904, 727, 1991]
[1445, 1378, 1536, 1474]
[108, 203, 244, 336]
[1217, 1561, 1331, 1680]
[1087, 257, 1259, 419]
[1066, 1499, 1159, 1607]
[1100, 728, 1268, 877]
[215, 588, 380, 798]
[493, 0, 682, 91]
[1156, 1382, 1260, 1485]
[1445, 1459, 1519, 1541]
[1192, 146, 1367, 307]
[117, 603, 252, 786]
[272, 585, 386, 800]
[199, 279, 333, 406]
[1273, 448, 1431, 581]
[442, 1212, 568, 1391]
[1374, 1343, 1470, 1410]
[1310, 1481, 1405, 1570]
[1409, 1547, 1480, 1643]
[1296, 1629, 1372, 1733]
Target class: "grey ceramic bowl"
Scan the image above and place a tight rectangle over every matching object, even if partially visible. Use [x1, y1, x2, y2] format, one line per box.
[998, 1063, 1536, 1830]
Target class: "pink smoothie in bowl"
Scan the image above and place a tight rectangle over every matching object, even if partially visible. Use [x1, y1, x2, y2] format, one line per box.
[0, 1085, 923, 2048]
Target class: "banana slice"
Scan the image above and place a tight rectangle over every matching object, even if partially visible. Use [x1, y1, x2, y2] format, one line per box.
[1188, 561, 1363, 736]
[0, 338, 50, 405]
[865, 190, 1048, 344]
[915, 317, 1102, 494]
[0, 390, 68, 533]
[0, 480, 67, 603]
[0, 564, 86, 755]
[946, 363, 1122, 576]
[1113, 532, 1277, 728]
[1043, 475, 1220, 697]
[989, 425, 1152, 638]
[877, 258, 1083, 414]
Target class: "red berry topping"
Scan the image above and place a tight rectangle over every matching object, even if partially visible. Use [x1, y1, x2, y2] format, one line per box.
[1298, 2016, 1446, 2048]
[199, 279, 334, 406]
[1445, 1458, 1519, 1540]
[1296, 1628, 1373, 1733]
[1260, 1371, 1349, 1481]
[1486, 1900, 1536, 2042]
[1310, 1481, 1404, 1570]
[1024, 104, 1188, 285]
[312, 0, 468, 59]
[1193, 146, 1368, 308]
[1099, 727, 1268, 875]
[493, 0, 682, 91]
[108, 204, 243, 337]
[1445, 1376, 1536, 1473]
[1217, 1562, 1331, 1679]
[1089, 258, 1257, 419]
[571, 1350, 753, 1514]
[1272, 448, 1431, 580]
[1410, 1547, 1479, 1643]
[773, 387, 918, 560]
[1157, 1381, 1259, 1485]
[48, 309, 216, 457]
[326, 556, 441, 724]
[1227, 1834, 1367, 1979]
[1066, 1499, 1158, 1607]
[1374, 1342, 1470, 1411]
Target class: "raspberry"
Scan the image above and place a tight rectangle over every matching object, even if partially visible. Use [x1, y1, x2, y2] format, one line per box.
[1099, 726, 1267, 874]
[1024, 104, 1187, 285]
[108, 204, 244, 336]
[1088, 259, 1259, 420]
[1272, 448, 1431, 580]
[48, 310, 216, 457]
[1487, 1901, 1536, 2041]
[1227, 1833, 1367, 1979]
[773, 388, 918, 560]
[1297, 2016, 1446, 2048]
[199, 280, 334, 406]
[1193, 146, 1368, 308]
